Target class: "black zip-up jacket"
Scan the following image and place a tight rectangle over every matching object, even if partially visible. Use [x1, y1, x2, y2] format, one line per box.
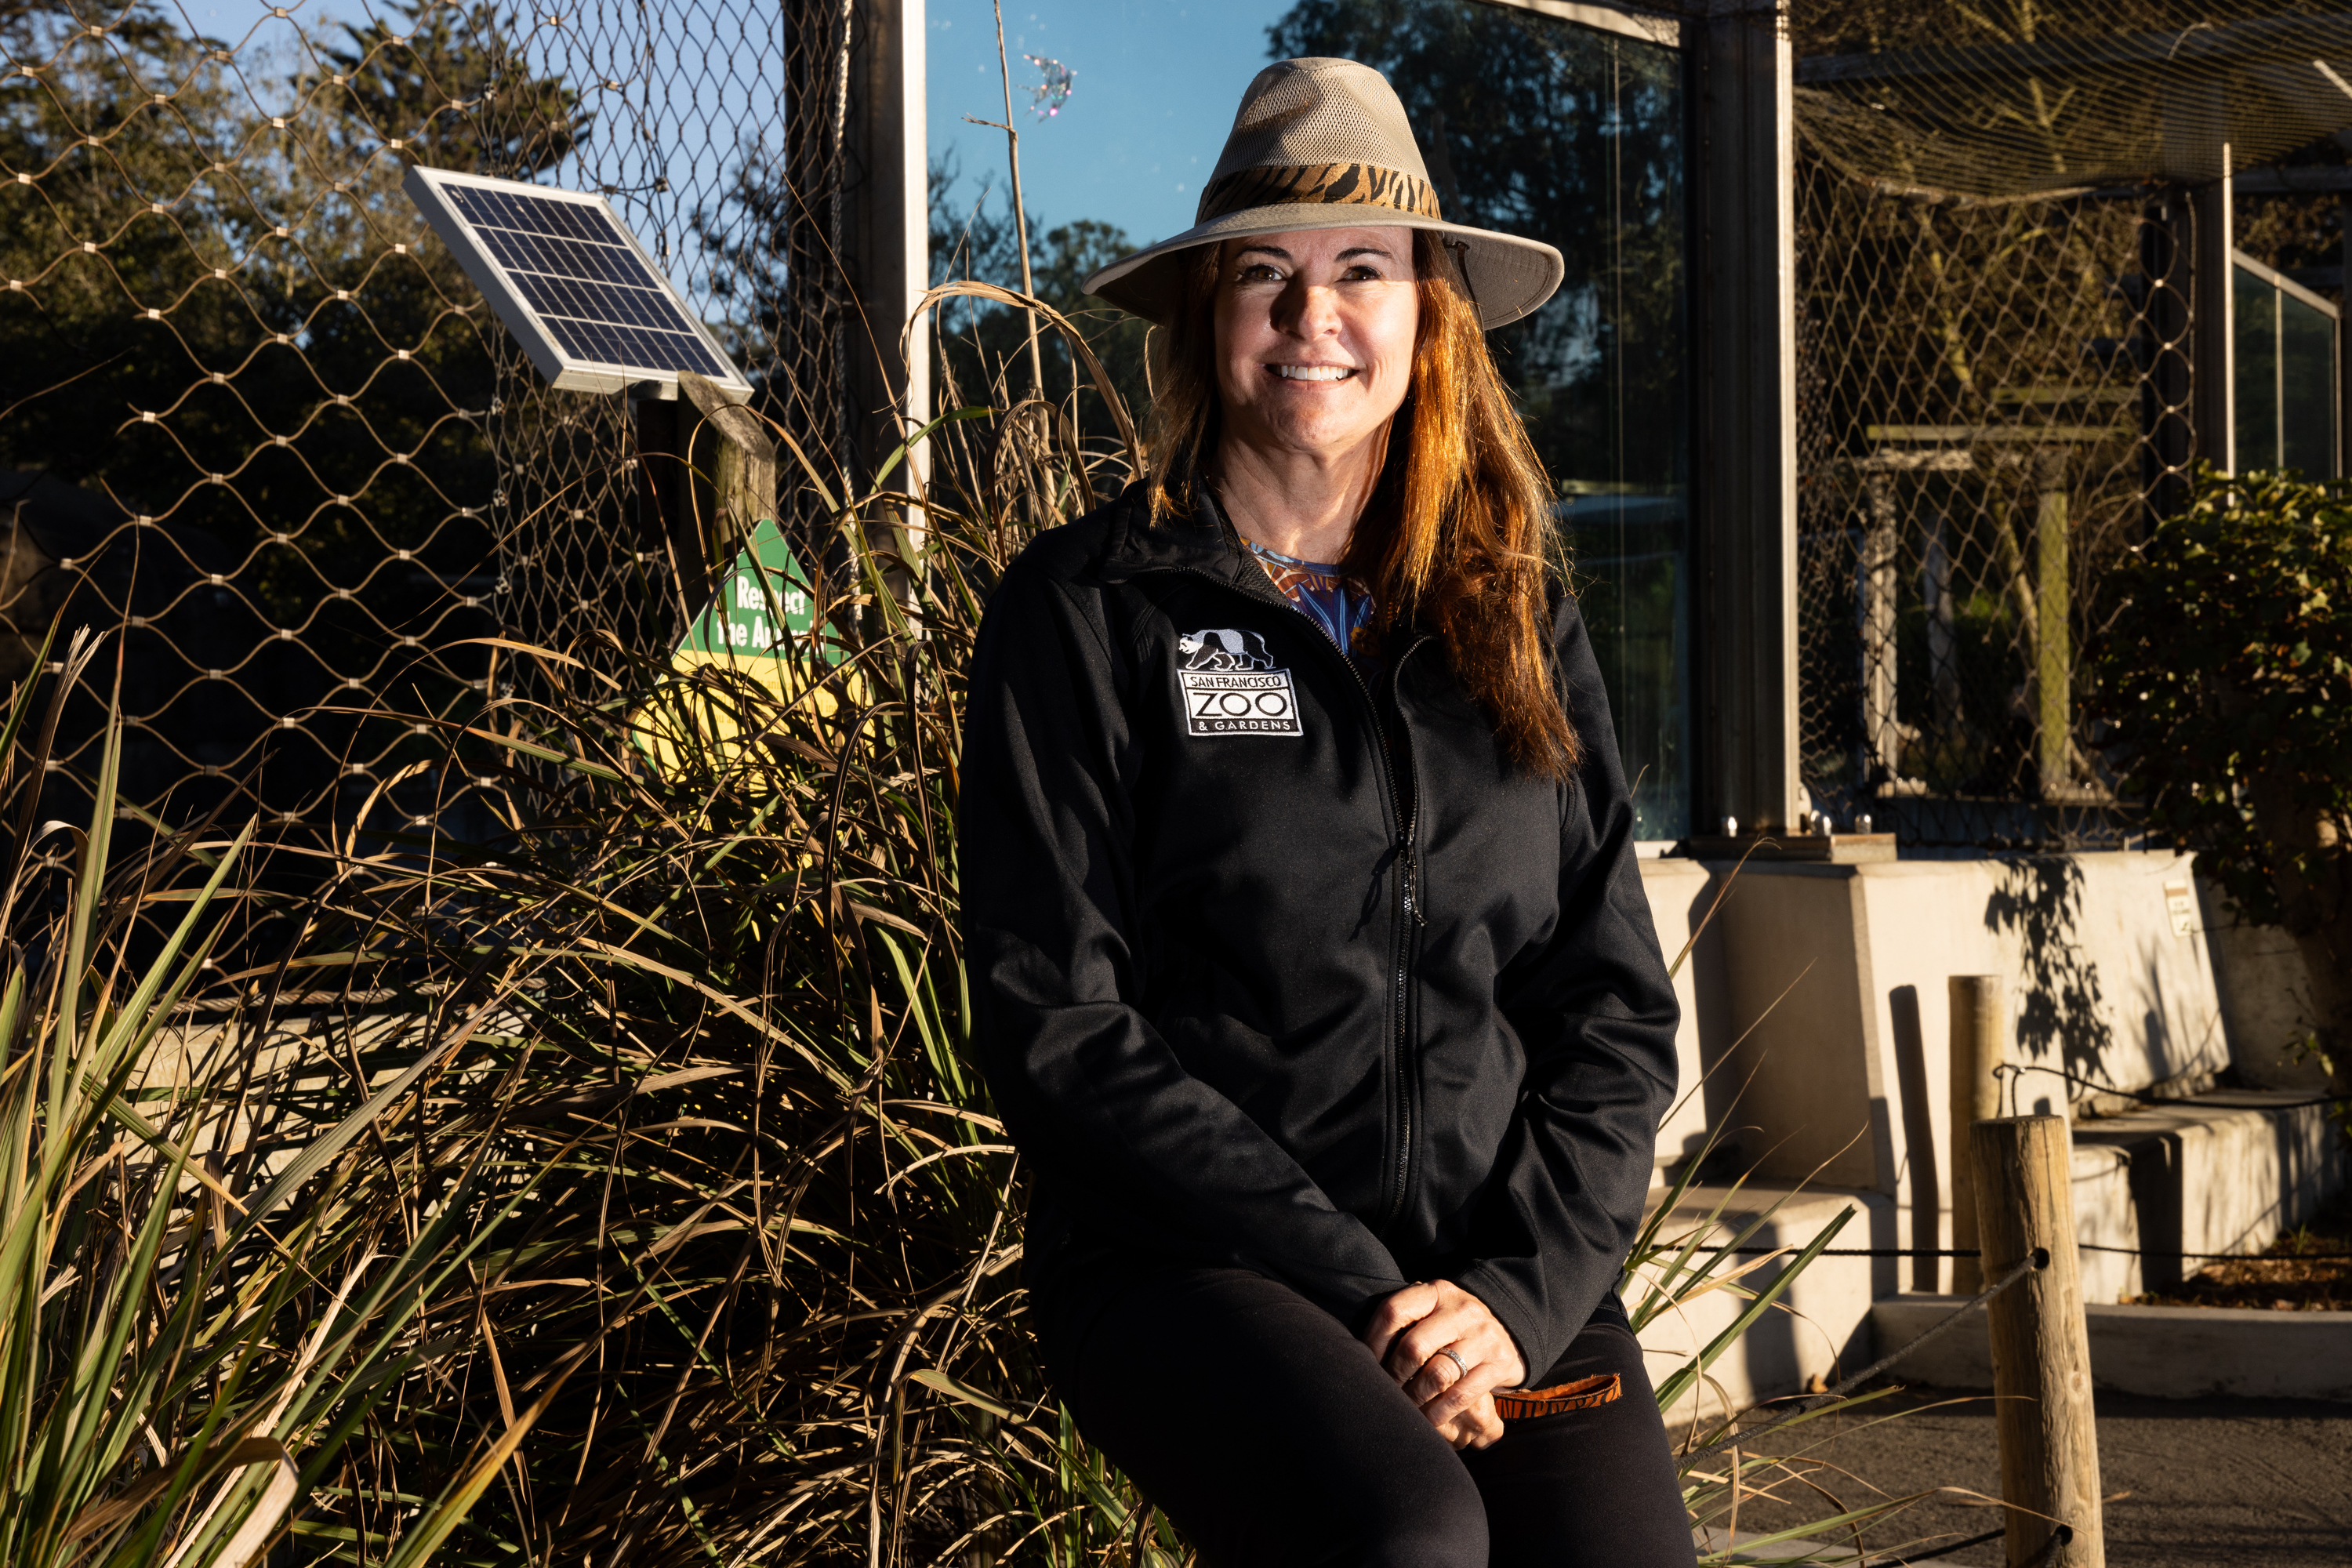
[959, 485, 1679, 1381]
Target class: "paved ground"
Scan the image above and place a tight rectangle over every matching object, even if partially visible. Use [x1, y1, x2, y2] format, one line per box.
[1714, 1385, 2352, 1565]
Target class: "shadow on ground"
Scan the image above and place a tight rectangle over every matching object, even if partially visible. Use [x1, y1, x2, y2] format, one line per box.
[1723, 1385, 2352, 1565]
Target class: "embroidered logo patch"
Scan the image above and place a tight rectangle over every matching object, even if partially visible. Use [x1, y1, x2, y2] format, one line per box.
[1175, 628, 1301, 737]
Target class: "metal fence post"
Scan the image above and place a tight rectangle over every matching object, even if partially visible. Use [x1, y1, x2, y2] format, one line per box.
[1695, 0, 1802, 837]
[1972, 1113, 2104, 1568]
[1947, 975, 2005, 1292]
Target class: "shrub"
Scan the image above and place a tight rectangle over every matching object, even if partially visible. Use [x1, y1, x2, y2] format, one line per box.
[2097, 466, 2352, 1098]
[19, 287, 1991, 1565]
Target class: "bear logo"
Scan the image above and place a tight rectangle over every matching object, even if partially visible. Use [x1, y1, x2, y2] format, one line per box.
[1176, 627, 1274, 671]
[1174, 627, 1301, 737]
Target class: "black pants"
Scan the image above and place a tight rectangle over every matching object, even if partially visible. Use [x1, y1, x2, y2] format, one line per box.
[1036, 1257, 1698, 1568]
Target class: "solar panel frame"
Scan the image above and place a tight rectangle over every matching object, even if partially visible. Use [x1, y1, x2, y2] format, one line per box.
[401, 165, 753, 400]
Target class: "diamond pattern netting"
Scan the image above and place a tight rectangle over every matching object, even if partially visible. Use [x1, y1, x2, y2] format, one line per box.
[1793, 154, 2195, 850]
[6, 0, 2262, 878]
[0, 0, 848, 927]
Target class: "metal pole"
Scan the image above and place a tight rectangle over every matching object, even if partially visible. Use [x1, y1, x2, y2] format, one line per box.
[845, 0, 930, 609]
[2190, 148, 2234, 474]
[1972, 1114, 2105, 1568]
[1693, 0, 1800, 837]
[2339, 194, 2350, 478]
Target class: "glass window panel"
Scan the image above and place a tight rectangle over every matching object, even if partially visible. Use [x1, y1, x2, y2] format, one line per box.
[1534, 28, 1691, 842]
[2233, 263, 2280, 470]
[2280, 289, 2337, 479]
[1266, 2, 1692, 837]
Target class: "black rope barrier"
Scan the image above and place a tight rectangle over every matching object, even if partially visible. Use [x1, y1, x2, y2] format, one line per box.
[1995, 1060, 2343, 1112]
[2016, 1523, 2074, 1568]
[1687, 1246, 1986, 1258]
[2082, 1243, 2352, 1261]
[1678, 1251, 2045, 1463]
[1685, 1242, 2352, 1262]
[1858, 1524, 2009, 1566]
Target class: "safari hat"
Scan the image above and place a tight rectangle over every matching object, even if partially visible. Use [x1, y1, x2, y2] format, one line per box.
[1082, 57, 1564, 330]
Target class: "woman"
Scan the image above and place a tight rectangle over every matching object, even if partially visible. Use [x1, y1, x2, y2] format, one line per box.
[960, 57, 1694, 1567]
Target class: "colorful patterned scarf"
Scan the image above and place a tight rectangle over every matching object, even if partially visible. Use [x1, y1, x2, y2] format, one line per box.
[1245, 539, 1379, 679]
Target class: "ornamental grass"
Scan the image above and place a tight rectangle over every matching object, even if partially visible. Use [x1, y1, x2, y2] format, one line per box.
[6, 292, 1985, 1566]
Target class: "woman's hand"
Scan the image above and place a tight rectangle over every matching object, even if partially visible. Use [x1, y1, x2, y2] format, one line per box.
[1362, 1280, 1529, 1450]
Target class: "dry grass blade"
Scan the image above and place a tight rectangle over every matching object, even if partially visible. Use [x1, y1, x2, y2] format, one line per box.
[8, 286, 1956, 1566]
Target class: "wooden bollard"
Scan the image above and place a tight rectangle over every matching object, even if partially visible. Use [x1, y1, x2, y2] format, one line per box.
[1972, 1114, 2103, 1568]
[1948, 975, 2006, 1292]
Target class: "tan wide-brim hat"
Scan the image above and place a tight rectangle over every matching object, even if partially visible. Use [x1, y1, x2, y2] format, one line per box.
[1082, 57, 1564, 331]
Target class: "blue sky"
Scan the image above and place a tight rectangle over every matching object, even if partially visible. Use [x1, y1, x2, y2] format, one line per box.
[186, 0, 1295, 252]
[926, 0, 1294, 249]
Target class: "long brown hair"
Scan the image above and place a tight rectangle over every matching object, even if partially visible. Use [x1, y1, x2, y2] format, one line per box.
[1144, 230, 1578, 777]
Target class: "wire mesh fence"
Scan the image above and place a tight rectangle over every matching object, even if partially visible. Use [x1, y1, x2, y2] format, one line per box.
[1786, 2, 2352, 852]
[1788, 176, 2352, 851]
[13, 0, 2352, 881]
[1790, 168, 2197, 850]
[0, 0, 852, 940]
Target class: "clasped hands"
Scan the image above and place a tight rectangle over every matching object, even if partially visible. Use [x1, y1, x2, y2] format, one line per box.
[1362, 1279, 1526, 1450]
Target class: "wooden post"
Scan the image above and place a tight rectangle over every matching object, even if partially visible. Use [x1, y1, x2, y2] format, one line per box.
[677, 372, 779, 622]
[1860, 472, 1900, 787]
[680, 373, 779, 540]
[1948, 975, 2006, 1292]
[1924, 510, 1961, 739]
[2032, 449, 2072, 800]
[1971, 1114, 2104, 1568]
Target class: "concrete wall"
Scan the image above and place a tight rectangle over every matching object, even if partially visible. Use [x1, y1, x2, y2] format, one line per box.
[1628, 848, 2347, 1410]
[1639, 856, 1722, 1181]
[1635, 851, 2270, 1294]
[1632, 1182, 1890, 1422]
[1874, 1294, 2352, 1400]
[2072, 1091, 2345, 1291]
[2196, 873, 2332, 1093]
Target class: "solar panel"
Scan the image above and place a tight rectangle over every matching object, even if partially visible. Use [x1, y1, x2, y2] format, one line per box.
[401, 165, 753, 400]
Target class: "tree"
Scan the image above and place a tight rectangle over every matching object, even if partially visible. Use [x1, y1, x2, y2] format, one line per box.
[0, 2, 249, 492]
[0, 0, 582, 572]
[0, 0, 583, 822]
[927, 171, 1150, 459]
[912, 154, 1148, 463]
[2097, 466, 2352, 1101]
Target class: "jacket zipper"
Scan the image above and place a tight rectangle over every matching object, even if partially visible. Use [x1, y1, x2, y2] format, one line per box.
[1377, 647, 1425, 1237]
[1167, 560, 1428, 1236]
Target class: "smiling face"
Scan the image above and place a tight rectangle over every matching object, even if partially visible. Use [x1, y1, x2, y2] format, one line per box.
[1211, 225, 1420, 468]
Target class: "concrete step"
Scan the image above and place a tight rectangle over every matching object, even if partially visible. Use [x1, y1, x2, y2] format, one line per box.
[1638, 1182, 1890, 1421]
[1871, 1294, 2352, 1400]
[2067, 1087, 2343, 1292]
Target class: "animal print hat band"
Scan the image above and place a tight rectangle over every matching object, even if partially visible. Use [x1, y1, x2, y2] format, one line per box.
[1081, 57, 1565, 330]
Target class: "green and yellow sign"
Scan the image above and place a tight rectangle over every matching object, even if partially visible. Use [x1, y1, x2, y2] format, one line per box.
[678, 517, 818, 660]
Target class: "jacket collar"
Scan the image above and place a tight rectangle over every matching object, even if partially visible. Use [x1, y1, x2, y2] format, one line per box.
[1095, 480, 1265, 593]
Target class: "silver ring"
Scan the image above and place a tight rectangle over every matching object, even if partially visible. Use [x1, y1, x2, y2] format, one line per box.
[1436, 1347, 1469, 1381]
